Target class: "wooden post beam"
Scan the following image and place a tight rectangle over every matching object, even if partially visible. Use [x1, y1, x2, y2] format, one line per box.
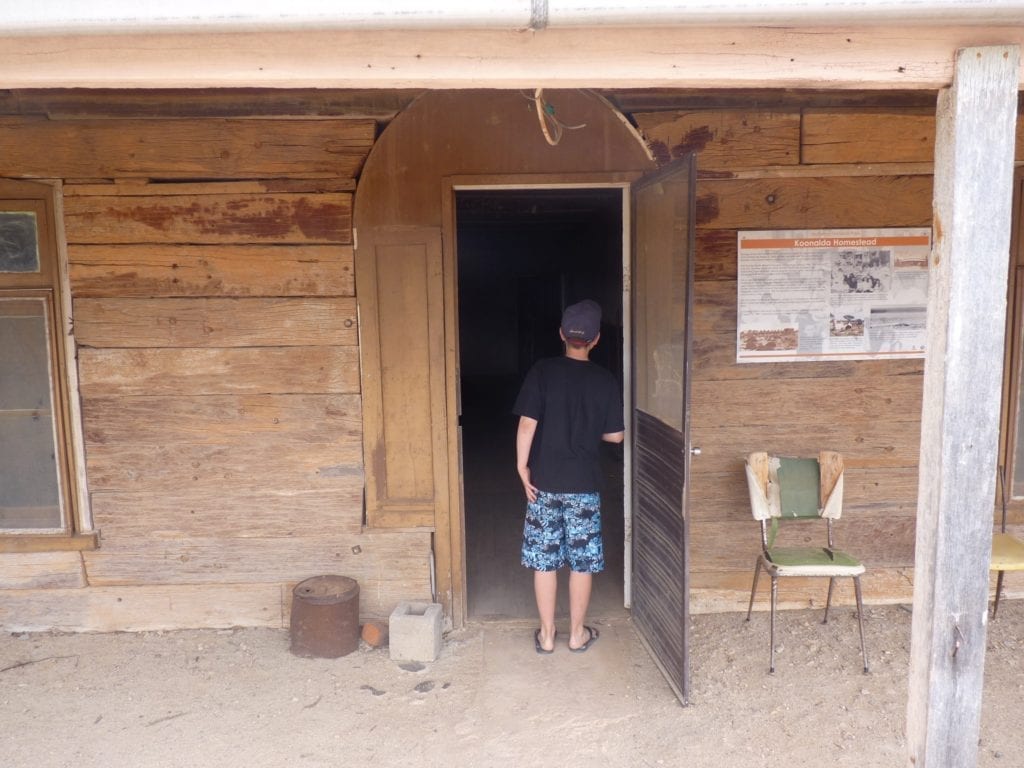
[907, 45, 1020, 768]
[2, 27, 1024, 90]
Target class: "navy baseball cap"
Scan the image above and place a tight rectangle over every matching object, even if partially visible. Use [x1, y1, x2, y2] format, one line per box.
[561, 300, 601, 344]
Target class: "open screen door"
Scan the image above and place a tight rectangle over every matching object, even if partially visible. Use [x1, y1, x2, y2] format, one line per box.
[630, 155, 696, 705]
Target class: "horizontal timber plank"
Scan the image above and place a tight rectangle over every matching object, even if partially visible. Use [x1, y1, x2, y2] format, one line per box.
[689, 517, 915, 571]
[802, 108, 1024, 164]
[282, 577, 431, 621]
[690, 566, 915, 613]
[86, 441, 363, 493]
[78, 346, 360, 396]
[693, 344, 925, 383]
[63, 191, 352, 245]
[4, 88, 420, 121]
[83, 531, 432, 587]
[692, 342, 924, 386]
[689, 419, 922, 471]
[0, 116, 375, 179]
[802, 108, 937, 164]
[695, 229, 739, 281]
[692, 277, 741, 335]
[82, 394, 361, 445]
[0, 552, 86, 590]
[689, 466, 920, 521]
[5, 26, 1024, 92]
[695, 175, 932, 229]
[73, 297, 357, 348]
[68, 244, 354, 298]
[691, 333, 926, 381]
[91, 486, 363, 538]
[633, 109, 799, 168]
[0, 583, 283, 631]
[64, 179, 357, 196]
[608, 90, 941, 113]
[698, 162, 936, 180]
[0, 577, 430, 631]
[690, 375, 923, 429]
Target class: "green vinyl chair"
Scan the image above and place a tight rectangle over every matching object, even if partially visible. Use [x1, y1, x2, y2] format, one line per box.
[744, 451, 868, 674]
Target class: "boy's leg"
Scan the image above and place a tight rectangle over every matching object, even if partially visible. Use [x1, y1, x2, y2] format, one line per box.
[563, 491, 603, 650]
[522, 491, 566, 650]
[534, 570, 558, 651]
[568, 570, 593, 649]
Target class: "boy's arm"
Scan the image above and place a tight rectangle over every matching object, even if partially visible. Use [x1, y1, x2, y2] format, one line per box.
[516, 416, 539, 502]
[602, 385, 625, 444]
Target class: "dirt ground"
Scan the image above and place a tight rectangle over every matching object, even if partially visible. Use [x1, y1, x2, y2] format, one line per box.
[2, 601, 1022, 768]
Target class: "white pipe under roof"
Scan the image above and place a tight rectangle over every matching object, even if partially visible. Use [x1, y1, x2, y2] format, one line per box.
[4, 0, 1024, 35]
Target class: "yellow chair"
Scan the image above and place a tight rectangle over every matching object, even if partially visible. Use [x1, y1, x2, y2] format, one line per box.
[744, 451, 868, 673]
[991, 467, 1024, 618]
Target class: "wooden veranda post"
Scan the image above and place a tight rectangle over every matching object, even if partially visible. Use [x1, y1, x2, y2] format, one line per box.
[906, 45, 1020, 767]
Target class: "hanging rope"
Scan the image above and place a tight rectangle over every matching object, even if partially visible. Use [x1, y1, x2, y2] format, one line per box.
[527, 88, 587, 146]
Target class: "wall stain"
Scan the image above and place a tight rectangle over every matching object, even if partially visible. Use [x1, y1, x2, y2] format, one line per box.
[648, 139, 671, 166]
[672, 126, 714, 158]
[293, 198, 347, 241]
[695, 194, 719, 226]
[104, 196, 346, 242]
[119, 202, 202, 232]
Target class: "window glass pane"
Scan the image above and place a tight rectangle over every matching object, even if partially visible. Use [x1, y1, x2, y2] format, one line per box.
[634, 173, 692, 430]
[0, 298, 63, 530]
[0, 212, 40, 273]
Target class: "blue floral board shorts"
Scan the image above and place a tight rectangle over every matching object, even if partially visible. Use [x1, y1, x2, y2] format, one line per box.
[521, 491, 605, 573]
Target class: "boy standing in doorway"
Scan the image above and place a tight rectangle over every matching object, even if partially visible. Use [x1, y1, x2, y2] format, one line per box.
[513, 299, 625, 654]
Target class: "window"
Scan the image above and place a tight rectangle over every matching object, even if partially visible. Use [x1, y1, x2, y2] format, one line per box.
[0, 180, 89, 548]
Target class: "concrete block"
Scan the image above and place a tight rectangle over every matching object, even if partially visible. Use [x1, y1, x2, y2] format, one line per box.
[389, 601, 442, 662]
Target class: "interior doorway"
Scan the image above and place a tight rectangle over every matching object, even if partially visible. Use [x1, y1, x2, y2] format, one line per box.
[456, 186, 627, 620]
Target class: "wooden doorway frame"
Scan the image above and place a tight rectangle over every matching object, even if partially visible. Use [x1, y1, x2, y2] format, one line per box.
[352, 90, 654, 629]
[440, 172, 641, 628]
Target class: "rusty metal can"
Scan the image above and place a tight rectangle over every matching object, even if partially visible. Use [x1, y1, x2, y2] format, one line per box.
[289, 575, 360, 658]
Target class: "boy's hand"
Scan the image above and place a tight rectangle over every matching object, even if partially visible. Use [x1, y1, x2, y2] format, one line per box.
[518, 467, 538, 503]
[515, 416, 539, 503]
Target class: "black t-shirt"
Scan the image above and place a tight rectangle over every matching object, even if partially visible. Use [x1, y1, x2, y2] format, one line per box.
[513, 356, 624, 493]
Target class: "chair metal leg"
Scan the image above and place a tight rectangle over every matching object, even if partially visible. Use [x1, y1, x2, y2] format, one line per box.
[746, 558, 763, 621]
[853, 575, 869, 674]
[823, 577, 836, 625]
[993, 570, 1005, 619]
[769, 574, 778, 673]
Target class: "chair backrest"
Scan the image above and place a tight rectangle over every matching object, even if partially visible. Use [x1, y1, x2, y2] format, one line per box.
[777, 457, 821, 519]
[745, 451, 845, 521]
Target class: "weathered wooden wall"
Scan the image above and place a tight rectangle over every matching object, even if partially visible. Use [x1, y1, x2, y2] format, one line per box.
[635, 107, 1024, 612]
[2, 92, 1022, 630]
[0, 111, 432, 631]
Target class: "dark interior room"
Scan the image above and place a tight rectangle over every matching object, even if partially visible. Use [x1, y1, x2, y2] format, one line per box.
[456, 187, 627, 620]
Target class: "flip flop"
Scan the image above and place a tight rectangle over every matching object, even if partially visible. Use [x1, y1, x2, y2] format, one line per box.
[569, 625, 599, 653]
[534, 629, 555, 655]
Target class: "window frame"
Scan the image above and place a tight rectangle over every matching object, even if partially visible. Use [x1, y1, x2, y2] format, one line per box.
[0, 179, 95, 552]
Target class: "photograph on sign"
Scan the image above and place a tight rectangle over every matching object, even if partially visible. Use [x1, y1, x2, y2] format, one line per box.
[736, 228, 931, 363]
